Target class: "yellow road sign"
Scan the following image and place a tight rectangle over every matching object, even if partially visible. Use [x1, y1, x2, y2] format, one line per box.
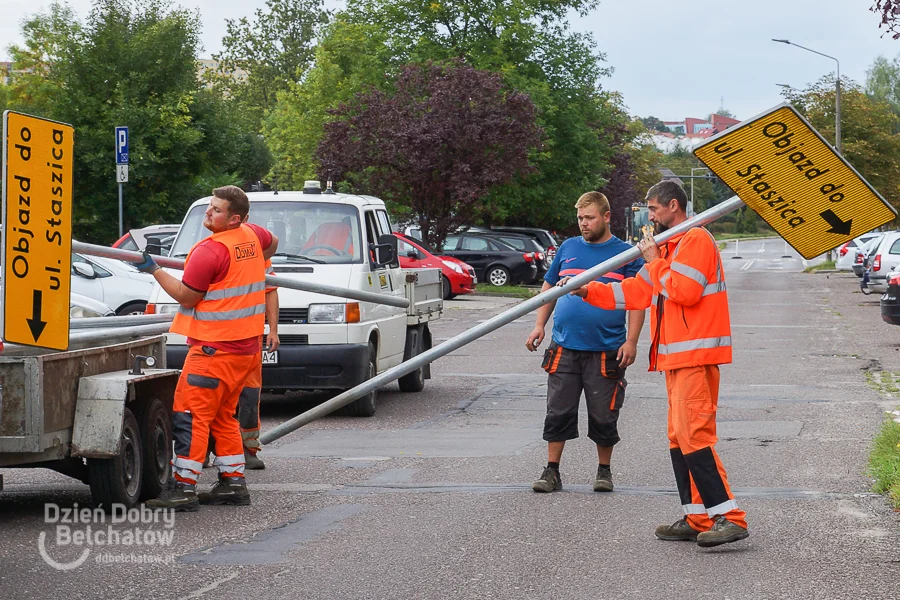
[694, 104, 897, 259]
[2, 111, 73, 350]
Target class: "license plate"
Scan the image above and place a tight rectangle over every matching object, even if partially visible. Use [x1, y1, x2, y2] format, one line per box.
[262, 350, 279, 364]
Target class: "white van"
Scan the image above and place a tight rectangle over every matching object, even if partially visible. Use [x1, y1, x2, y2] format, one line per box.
[146, 183, 442, 416]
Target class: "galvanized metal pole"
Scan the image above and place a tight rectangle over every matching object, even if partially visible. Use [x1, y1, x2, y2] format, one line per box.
[70, 313, 174, 329]
[71, 241, 410, 309]
[1, 323, 173, 356]
[260, 196, 746, 445]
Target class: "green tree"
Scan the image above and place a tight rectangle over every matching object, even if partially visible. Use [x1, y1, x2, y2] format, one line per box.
[8, 0, 258, 243]
[211, 0, 331, 129]
[640, 116, 669, 132]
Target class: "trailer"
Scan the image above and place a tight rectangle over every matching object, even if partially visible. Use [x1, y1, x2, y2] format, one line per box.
[0, 336, 180, 508]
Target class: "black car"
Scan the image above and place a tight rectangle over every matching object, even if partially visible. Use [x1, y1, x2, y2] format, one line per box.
[441, 233, 538, 286]
[490, 226, 560, 257]
[881, 273, 900, 325]
[483, 232, 548, 283]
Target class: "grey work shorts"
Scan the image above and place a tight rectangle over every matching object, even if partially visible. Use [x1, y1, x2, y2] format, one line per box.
[540, 342, 627, 446]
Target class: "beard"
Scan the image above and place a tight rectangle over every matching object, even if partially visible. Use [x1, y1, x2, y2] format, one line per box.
[653, 222, 668, 234]
[582, 223, 607, 242]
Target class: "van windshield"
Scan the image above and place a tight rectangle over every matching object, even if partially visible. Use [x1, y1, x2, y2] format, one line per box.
[169, 201, 363, 264]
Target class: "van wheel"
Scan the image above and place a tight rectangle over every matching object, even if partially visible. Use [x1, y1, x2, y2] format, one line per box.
[87, 407, 143, 509]
[487, 266, 510, 286]
[399, 327, 426, 393]
[343, 343, 377, 417]
[137, 398, 172, 500]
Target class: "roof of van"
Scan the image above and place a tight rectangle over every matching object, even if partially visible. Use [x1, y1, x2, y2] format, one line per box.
[187, 191, 386, 209]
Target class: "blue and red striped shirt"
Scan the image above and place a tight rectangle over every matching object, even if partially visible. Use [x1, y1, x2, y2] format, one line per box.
[545, 235, 643, 352]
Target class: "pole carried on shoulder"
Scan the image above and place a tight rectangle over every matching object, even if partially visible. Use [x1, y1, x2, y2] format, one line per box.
[260, 196, 746, 445]
[71, 241, 410, 309]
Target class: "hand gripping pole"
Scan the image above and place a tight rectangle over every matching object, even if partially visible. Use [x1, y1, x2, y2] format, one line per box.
[260, 196, 746, 445]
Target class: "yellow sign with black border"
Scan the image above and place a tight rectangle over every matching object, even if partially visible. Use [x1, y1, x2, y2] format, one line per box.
[694, 104, 896, 259]
[2, 111, 74, 350]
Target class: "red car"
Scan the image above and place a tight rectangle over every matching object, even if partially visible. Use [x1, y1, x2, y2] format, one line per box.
[395, 233, 476, 299]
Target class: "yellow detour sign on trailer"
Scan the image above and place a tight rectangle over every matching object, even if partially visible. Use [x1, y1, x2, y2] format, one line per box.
[1, 111, 74, 350]
[694, 104, 897, 259]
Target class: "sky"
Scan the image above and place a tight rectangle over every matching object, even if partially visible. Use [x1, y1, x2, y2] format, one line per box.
[1, 0, 899, 122]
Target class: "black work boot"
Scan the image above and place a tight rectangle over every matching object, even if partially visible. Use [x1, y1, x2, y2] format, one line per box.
[593, 465, 614, 492]
[146, 480, 199, 512]
[198, 475, 252, 506]
[532, 466, 562, 493]
[655, 517, 700, 541]
[244, 451, 266, 470]
[696, 516, 749, 548]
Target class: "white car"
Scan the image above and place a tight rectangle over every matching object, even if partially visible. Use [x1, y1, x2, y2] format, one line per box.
[835, 233, 883, 271]
[863, 231, 900, 293]
[70, 292, 116, 318]
[71, 252, 156, 315]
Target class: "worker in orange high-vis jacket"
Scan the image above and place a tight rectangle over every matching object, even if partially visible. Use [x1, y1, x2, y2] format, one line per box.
[568, 180, 749, 548]
[135, 185, 277, 512]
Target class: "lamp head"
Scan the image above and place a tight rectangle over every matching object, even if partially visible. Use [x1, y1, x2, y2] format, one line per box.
[772, 38, 790, 44]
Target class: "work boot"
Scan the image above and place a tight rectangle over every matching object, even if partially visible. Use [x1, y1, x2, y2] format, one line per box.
[198, 475, 252, 506]
[146, 480, 199, 512]
[244, 451, 266, 470]
[593, 465, 614, 492]
[696, 516, 749, 548]
[532, 466, 562, 493]
[655, 517, 700, 542]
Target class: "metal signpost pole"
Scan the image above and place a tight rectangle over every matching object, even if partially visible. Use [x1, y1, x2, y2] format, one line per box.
[260, 196, 747, 445]
[115, 126, 128, 239]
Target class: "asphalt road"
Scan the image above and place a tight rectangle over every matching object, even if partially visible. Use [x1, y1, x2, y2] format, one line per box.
[1, 238, 898, 599]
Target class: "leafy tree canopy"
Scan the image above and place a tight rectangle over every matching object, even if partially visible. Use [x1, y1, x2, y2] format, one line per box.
[639, 116, 669, 132]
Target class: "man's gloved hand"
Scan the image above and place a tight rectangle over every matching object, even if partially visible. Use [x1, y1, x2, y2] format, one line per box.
[132, 250, 160, 274]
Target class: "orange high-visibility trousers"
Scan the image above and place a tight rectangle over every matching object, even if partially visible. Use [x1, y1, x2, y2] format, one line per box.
[171, 345, 258, 485]
[665, 365, 748, 531]
[238, 357, 263, 455]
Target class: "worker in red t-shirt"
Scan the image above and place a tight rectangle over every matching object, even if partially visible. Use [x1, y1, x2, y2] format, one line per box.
[135, 185, 277, 511]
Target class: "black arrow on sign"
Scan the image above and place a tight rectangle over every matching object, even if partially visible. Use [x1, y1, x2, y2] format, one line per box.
[27, 290, 47, 342]
[820, 209, 853, 235]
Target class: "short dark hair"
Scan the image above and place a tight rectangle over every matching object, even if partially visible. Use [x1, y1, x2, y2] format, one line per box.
[645, 180, 688, 212]
[212, 185, 250, 220]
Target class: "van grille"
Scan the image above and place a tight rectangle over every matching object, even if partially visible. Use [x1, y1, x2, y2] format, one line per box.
[264, 334, 308, 345]
[278, 308, 309, 324]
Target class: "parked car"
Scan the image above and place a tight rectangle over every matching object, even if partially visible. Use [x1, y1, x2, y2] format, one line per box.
[852, 235, 884, 278]
[440, 233, 537, 286]
[483, 231, 548, 283]
[395, 233, 476, 300]
[862, 231, 900, 293]
[490, 226, 560, 258]
[113, 224, 180, 254]
[71, 252, 156, 315]
[881, 270, 900, 325]
[70, 292, 116, 318]
[836, 233, 883, 271]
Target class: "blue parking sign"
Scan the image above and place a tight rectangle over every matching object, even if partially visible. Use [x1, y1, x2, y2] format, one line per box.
[115, 126, 129, 165]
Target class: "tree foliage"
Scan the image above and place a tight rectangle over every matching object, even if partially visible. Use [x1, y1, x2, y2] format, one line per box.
[872, 1, 900, 39]
[317, 61, 542, 248]
[7, 0, 264, 243]
[639, 116, 668, 133]
[211, 0, 331, 129]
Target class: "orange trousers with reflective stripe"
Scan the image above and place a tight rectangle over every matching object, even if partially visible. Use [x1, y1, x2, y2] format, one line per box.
[665, 365, 747, 531]
[171, 345, 258, 485]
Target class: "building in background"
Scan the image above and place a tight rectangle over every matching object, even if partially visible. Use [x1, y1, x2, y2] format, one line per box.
[652, 113, 741, 153]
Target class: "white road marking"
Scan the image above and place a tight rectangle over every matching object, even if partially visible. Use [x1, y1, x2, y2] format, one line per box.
[758, 243, 766, 253]
[740, 260, 755, 271]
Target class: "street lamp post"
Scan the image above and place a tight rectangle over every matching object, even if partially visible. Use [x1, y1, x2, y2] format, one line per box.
[773, 38, 842, 262]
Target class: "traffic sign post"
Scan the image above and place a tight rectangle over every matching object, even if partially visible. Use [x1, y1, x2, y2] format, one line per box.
[694, 104, 897, 259]
[115, 126, 128, 238]
[2, 111, 74, 350]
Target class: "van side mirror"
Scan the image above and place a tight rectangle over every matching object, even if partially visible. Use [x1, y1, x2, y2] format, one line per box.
[370, 234, 399, 269]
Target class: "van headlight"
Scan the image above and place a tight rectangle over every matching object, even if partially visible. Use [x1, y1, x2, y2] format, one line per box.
[308, 303, 346, 323]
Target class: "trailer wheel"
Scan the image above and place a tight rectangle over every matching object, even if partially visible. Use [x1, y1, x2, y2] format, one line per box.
[87, 407, 143, 509]
[398, 326, 426, 393]
[137, 398, 171, 500]
[342, 343, 377, 417]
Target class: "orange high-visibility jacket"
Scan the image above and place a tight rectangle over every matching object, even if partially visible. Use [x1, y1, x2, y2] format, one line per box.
[171, 224, 267, 342]
[583, 227, 731, 371]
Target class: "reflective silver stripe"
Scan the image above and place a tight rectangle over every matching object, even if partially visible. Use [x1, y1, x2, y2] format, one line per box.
[702, 281, 727, 296]
[707, 499, 739, 516]
[637, 266, 652, 286]
[611, 282, 626, 310]
[218, 465, 246, 476]
[671, 262, 708, 288]
[213, 454, 245, 465]
[173, 457, 203, 472]
[683, 503, 707, 515]
[179, 304, 266, 321]
[657, 336, 732, 355]
[203, 281, 266, 301]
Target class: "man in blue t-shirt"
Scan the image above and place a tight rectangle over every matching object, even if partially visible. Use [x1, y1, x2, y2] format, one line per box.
[525, 191, 645, 493]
